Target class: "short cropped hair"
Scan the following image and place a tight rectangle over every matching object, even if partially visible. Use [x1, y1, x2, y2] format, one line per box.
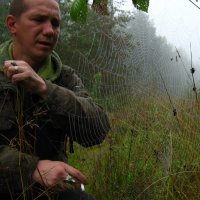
[9, 0, 28, 17]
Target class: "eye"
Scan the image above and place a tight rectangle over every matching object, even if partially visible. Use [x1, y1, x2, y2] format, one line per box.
[51, 19, 60, 28]
[33, 17, 45, 23]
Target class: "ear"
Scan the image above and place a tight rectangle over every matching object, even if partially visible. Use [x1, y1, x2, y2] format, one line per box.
[6, 15, 17, 34]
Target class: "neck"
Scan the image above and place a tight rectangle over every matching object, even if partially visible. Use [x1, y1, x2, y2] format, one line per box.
[11, 43, 47, 72]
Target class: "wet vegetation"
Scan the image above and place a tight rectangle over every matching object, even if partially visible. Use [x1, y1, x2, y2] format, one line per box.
[1, 0, 200, 199]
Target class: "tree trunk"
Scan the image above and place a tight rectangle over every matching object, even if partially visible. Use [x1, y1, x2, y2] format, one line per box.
[91, 0, 109, 15]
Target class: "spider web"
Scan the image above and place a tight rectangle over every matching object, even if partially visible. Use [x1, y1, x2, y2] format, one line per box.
[58, 3, 200, 197]
[1, 0, 200, 199]
[60, 8, 192, 114]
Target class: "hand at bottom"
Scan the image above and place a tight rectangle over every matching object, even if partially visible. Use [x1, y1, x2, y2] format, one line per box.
[32, 160, 87, 190]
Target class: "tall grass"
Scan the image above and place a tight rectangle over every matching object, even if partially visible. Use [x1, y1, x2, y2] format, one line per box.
[69, 94, 200, 199]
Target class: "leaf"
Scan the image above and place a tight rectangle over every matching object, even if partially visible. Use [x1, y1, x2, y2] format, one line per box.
[70, 0, 88, 23]
[132, 0, 149, 13]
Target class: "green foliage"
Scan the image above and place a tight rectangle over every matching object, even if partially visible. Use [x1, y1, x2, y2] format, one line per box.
[132, 0, 150, 12]
[70, 0, 88, 22]
[69, 0, 150, 22]
[0, 1, 10, 43]
[70, 96, 200, 199]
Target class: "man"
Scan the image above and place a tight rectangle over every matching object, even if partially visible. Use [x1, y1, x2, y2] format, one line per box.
[0, 0, 110, 199]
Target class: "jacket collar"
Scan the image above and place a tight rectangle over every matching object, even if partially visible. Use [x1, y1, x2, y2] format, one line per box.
[0, 40, 62, 81]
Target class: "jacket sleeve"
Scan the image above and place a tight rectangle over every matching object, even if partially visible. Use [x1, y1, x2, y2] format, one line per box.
[43, 65, 110, 147]
[0, 145, 38, 193]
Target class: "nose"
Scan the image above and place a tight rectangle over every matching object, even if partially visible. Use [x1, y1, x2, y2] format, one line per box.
[43, 21, 54, 36]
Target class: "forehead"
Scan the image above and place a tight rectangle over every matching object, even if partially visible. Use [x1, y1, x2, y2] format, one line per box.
[23, 0, 61, 19]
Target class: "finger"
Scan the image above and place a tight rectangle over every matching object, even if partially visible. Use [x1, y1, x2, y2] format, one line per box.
[64, 175, 85, 191]
[4, 60, 29, 73]
[3, 61, 12, 74]
[4, 68, 17, 80]
[60, 180, 73, 191]
[4, 60, 18, 68]
[4, 60, 21, 66]
[11, 73, 24, 84]
[3, 61, 20, 77]
[10, 65, 19, 75]
[52, 180, 71, 192]
[64, 165, 87, 184]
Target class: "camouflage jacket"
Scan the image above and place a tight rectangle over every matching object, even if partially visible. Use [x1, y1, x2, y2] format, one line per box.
[0, 41, 110, 194]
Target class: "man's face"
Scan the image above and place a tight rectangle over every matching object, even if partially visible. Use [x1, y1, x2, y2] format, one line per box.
[12, 0, 61, 60]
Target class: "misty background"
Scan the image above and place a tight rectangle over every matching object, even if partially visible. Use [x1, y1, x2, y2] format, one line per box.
[0, 0, 199, 106]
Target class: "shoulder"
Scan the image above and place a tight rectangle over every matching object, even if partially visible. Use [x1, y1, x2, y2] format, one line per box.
[51, 51, 76, 78]
[60, 64, 83, 80]
[61, 64, 75, 74]
[56, 64, 83, 88]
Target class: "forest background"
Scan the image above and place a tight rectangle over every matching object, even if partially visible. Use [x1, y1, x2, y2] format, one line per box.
[1, 0, 200, 199]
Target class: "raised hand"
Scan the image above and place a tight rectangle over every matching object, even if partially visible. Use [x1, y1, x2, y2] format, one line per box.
[3, 60, 48, 97]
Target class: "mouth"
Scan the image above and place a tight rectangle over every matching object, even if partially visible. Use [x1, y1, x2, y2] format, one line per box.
[37, 41, 52, 48]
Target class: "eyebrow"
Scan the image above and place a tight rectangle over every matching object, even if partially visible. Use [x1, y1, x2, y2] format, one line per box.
[32, 13, 60, 20]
